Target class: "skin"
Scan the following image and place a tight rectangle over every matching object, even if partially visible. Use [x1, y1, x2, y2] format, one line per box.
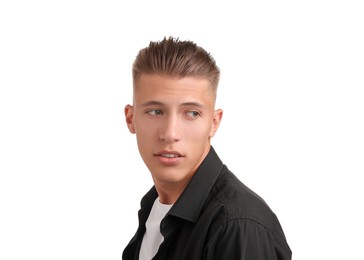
[125, 74, 223, 204]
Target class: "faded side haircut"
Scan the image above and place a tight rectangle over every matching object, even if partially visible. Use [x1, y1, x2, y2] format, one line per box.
[132, 37, 220, 92]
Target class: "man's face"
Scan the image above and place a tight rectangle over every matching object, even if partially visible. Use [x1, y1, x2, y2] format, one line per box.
[125, 74, 222, 187]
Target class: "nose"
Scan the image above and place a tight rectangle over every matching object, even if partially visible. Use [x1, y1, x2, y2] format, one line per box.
[159, 114, 181, 143]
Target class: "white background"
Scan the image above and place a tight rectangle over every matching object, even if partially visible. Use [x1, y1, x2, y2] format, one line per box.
[0, 1, 363, 259]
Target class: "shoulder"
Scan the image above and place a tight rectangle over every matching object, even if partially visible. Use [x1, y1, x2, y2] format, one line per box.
[204, 215, 292, 259]
[206, 166, 289, 250]
[211, 166, 274, 220]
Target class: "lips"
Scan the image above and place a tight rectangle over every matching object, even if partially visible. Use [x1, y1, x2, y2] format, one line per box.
[154, 150, 184, 165]
[155, 150, 183, 158]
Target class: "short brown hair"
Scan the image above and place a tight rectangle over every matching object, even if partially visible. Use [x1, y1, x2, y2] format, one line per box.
[132, 37, 220, 92]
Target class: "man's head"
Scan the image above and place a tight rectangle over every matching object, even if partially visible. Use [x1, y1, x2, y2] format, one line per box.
[132, 37, 220, 100]
[125, 37, 223, 201]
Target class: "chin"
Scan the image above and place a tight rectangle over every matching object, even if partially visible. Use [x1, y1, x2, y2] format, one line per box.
[153, 169, 190, 184]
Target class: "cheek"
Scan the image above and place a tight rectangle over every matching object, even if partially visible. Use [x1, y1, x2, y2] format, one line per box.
[134, 116, 155, 132]
[135, 120, 160, 146]
[185, 121, 212, 140]
[136, 127, 153, 140]
[135, 129, 154, 155]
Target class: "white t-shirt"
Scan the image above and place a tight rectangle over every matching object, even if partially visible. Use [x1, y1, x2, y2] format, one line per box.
[139, 197, 173, 260]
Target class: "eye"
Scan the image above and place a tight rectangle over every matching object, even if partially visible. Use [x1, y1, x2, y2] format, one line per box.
[184, 111, 201, 118]
[147, 109, 163, 116]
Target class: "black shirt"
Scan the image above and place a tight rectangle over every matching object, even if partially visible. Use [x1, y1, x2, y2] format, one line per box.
[123, 146, 292, 260]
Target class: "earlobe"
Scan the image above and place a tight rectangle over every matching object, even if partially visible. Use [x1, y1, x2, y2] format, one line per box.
[210, 109, 223, 138]
[124, 104, 136, 134]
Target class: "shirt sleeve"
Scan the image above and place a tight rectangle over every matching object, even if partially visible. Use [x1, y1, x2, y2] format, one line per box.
[203, 218, 291, 260]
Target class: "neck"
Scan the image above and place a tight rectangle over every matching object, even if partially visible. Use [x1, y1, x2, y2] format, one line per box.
[153, 177, 191, 204]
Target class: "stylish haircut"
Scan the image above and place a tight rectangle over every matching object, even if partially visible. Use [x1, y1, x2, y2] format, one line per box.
[132, 37, 220, 92]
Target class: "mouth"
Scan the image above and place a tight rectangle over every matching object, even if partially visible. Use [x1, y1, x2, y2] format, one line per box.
[154, 151, 183, 158]
[159, 154, 180, 158]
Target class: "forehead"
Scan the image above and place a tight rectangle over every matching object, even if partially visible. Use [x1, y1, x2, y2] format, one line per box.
[133, 74, 215, 106]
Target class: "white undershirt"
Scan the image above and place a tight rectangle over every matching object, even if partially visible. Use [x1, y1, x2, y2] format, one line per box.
[139, 197, 173, 260]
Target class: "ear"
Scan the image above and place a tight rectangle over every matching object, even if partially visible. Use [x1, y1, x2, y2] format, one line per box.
[210, 109, 223, 138]
[124, 104, 136, 134]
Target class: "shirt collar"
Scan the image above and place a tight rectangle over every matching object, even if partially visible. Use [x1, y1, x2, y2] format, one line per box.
[167, 146, 223, 222]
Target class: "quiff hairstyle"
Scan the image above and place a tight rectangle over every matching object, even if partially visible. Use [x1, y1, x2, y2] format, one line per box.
[132, 37, 220, 92]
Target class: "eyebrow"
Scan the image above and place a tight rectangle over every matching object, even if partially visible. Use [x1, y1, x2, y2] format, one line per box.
[180, 102, 207, 109]
[140, 101, 165, 107]
[140, 100, 207, 109]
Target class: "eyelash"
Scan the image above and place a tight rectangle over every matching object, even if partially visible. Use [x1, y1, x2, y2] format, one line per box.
[184, 111, 201, 118]
[146, 110, 163, 116]
[145, 110, 201, 118]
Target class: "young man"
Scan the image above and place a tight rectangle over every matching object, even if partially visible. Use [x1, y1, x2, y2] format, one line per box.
[123, 37, 291, 260]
